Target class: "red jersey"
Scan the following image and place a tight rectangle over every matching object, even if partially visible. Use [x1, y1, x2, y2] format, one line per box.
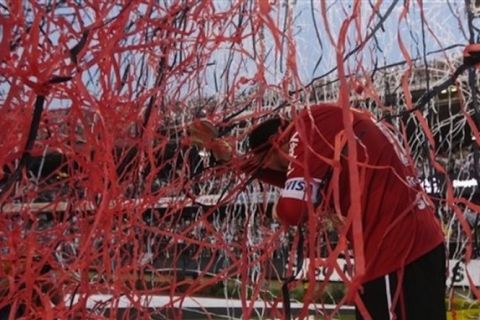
[257, 104, 444, 282]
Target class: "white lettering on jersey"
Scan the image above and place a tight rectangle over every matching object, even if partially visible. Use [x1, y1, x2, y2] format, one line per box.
[415, 192, 430, 210]
[287, 131, 300, 176]
[281, 177, 322, 203]
[375, 121, 410, 166]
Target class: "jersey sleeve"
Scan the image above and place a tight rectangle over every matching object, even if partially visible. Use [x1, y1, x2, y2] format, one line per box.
[275, 108, 341, 225]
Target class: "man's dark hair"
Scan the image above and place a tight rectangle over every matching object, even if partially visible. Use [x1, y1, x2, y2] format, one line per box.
[248, 116, 289, 154]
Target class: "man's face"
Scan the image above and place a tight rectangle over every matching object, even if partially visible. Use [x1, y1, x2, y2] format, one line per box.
[259, 141, 289, 172]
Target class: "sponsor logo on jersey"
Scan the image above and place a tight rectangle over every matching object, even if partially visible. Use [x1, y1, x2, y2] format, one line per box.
[281, 177, 321, 203]
[285, 179, 306, 191]
[374, 121, 410, 166]
[287, 131, 300, 176]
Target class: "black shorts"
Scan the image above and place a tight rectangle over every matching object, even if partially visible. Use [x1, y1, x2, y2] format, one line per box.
[356, 243, 446, 320]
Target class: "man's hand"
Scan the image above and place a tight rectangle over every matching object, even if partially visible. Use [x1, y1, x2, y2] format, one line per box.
[188, 119, 219, 147]
[188, 120, 233, 162]
[208, 138, 232, 162]
[464, 43, 480, 68]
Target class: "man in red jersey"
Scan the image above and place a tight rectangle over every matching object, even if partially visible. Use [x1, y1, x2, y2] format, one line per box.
[191, 104, 446, 319]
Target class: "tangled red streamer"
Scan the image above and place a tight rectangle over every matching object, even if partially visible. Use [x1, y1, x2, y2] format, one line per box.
[1, 1, 479, 319]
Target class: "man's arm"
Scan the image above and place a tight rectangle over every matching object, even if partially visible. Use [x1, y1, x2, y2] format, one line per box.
[275, 197, 309, 225]
[188, 120, 286, 187]
[272, 112, 331, 226]
[274, 177, 322, 225]
[188, 120, 232, 162]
